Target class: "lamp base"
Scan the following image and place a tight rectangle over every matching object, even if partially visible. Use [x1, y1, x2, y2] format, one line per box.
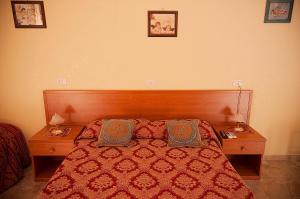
[49, 126, 63, 135]
[234, 127, 244, 132]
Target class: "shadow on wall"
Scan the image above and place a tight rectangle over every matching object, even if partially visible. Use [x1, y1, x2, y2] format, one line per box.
[221, 106, 234, 124]
[288, 123, 300, 154]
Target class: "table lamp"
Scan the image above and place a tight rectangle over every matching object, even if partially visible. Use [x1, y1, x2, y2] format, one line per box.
[49, 113, 65, 135]
[232, 113, 245, 132]
[232, 84, 245, 132]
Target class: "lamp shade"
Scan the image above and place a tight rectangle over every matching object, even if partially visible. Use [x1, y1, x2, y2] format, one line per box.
[232, 113, 245, 123]
[49, 113, 65, 126]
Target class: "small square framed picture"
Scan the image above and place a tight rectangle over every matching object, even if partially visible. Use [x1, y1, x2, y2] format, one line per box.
[148, 11, 178, 37]
[264, 0, 294, 23]
[11, 1, 47, 28]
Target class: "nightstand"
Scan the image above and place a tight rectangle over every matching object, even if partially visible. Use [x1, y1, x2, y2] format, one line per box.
[29, 125, 84, 181]
[214, 124, 266, 180]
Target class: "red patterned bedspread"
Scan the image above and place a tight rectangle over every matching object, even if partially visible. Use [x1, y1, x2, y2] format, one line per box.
[40, 123, 253, 199]
[0, 123, 31, 193]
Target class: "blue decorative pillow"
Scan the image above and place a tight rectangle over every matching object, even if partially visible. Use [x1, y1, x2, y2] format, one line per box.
[97, 119, 133, 146]
[167, 120, 201, 147]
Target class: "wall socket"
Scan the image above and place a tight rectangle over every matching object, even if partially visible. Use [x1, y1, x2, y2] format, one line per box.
[232, 80, 242, 87]
[145, 80, 156, 86]
[57, 78, 67, 85]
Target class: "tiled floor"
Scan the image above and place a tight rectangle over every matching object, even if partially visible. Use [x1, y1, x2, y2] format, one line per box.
[0, 167, 46, 199]
[246, 158, 300, 199]
[0, 158, 299, 199]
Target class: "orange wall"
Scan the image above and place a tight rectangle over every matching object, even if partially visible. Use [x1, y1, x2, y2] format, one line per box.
[0, 0, 299, 155]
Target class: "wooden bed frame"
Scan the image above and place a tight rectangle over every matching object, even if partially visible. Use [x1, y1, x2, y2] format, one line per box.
[43, 90, 252, 125]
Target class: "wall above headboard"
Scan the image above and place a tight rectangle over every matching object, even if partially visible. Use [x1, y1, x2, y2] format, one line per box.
[43, 90, 252, 125]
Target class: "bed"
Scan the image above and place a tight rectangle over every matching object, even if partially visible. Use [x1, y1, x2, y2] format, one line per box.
[39, 90, 254, 199]
[0, 123, 31, 193]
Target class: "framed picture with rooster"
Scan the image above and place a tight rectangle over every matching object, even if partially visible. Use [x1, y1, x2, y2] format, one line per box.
[11, 1, 47, 28]
[148, 11, 178, 37]
[264, 0, 294, 23]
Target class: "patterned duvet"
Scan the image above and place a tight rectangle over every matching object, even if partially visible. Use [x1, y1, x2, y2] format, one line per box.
[40, 123, 253, 199]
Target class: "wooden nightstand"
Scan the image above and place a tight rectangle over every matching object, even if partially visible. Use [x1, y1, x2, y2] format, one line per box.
[29, 125, 84, 181]
[214, 124, 266, 180]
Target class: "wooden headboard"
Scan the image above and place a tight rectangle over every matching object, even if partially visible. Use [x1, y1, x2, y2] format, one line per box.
[43, 90, 252, 125]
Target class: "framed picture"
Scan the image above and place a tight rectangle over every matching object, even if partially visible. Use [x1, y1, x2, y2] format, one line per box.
[264, 0, 294, 23]
[11, 1, 47, 28]
[148, 11, 178, 37]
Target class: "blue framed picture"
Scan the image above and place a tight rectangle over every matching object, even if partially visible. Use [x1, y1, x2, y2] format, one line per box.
[264, 0, 294, 23]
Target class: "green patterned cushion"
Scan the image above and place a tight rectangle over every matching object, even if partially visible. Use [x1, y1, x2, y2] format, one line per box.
[167, 120, 201, 147]
[97, 119, 133, 146]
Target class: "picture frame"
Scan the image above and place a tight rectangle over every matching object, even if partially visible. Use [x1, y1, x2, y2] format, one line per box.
[148, 11, 178, 37]
[264, 0, 294, 23]
[11, 1, 47, 28]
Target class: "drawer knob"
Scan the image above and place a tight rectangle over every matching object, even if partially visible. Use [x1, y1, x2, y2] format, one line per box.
[49, 147, 55, 153]
[240, 146, 246, 151]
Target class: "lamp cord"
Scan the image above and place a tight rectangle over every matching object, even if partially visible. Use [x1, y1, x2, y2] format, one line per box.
[237, 85, 242, 114]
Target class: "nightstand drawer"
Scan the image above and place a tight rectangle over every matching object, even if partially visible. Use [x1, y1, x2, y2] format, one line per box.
[223, 141, 265, 154]
[30, 142, 74, 156]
